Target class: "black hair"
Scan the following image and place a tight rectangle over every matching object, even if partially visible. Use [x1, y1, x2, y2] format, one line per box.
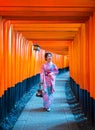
[45, 52, 52, 61]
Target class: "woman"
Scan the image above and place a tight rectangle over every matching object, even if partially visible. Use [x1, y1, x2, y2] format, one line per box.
[40, 52, 58, 112]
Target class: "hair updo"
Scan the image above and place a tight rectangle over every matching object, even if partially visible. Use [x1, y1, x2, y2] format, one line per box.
[44, 52, 52, 61]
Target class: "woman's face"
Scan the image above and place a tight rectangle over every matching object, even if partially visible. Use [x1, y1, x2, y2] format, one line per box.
[46, 54, 52, 62]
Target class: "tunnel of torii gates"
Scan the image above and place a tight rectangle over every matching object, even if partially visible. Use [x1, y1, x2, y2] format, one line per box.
[0, 0, 95, 126]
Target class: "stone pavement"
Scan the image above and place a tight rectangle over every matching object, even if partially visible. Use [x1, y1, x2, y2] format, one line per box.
[12, 72, 81, 130]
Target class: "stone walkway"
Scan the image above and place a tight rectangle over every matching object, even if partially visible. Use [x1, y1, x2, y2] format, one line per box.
[12, 72, 81, 130]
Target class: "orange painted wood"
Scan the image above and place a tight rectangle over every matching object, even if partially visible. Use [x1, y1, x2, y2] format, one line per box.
[15, 32, 20, 83]
[88, 16, 94, 98]
[0, 18, 4, 97]
[3, 21, 9, 91]
[8, 24, 12, 88]
[92, 13, 95, 99]
[11, 29, 16, 86]
[0, 0, 95, 7]
[88, 14, 95, 99]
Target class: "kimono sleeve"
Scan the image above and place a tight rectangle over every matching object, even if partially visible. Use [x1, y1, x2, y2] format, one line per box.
[40, 64, 45, 83]
[53, 64, 59, 75]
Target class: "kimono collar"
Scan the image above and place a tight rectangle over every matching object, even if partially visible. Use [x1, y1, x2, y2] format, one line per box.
[46, 61, 53, 65]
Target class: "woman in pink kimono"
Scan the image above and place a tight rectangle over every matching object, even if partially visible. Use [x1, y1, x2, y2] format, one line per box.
[40, 52, 58, 112]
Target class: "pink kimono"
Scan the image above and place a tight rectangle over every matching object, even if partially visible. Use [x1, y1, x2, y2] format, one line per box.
[40, 62, 58, 109]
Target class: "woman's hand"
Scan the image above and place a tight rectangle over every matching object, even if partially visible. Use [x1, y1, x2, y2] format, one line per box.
[39, 82, 44, 85]
[48, 72, 52, 76]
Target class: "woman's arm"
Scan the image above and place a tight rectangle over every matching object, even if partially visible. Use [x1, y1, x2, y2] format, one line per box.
[53, 65, 59, 75]
[48, 64, 58, 78]
[40, 64, 45, 84]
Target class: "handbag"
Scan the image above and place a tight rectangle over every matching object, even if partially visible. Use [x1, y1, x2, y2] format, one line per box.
[36, 83, 43, 97]
[36, 89, 43, 97]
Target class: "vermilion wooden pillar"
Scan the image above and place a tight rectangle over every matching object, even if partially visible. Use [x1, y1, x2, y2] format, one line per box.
[0, 18, 4, 97]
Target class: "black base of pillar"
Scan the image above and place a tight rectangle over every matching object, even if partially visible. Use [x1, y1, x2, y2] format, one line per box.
[0, 74, 40, 127]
